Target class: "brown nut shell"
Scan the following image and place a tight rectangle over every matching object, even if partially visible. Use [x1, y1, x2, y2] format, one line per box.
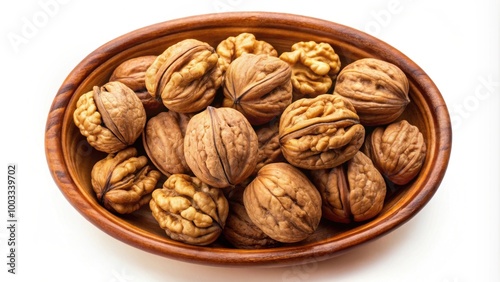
[243, 162, 322, 243]
[110, 55, 157, 92]
[279, 94, 365, 170]
[333, 58, 410, 126]
[184, 106, 258, 188]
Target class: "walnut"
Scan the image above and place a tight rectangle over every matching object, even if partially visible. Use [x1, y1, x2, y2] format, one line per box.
[243, 162, 322, 243]
[145, 39, 223, 113]
[91, 147, 161, 214]
[223, 187, 280, 249]
[310, 151, 386, 223]
[279, 41, 341, 99]
[149, 174, 229, 246]
[109, 55, 165, 117]
[143, 111, 192, 177]
[363, 120, 426, 185]
[73, 81, 146, 153]
[279, 94, 365, 170]
[253, 119, 285, 175]
[222, 53, 292, 125]
[333, 58, 410, 126]
[184, 106, 258, 188]
[216, 32, 278, 75]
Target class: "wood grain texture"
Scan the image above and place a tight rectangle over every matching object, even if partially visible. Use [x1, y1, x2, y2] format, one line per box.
[44, 12, 452, 267]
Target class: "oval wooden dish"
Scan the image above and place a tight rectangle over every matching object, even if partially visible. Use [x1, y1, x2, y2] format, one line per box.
[45, 12, 452, 267]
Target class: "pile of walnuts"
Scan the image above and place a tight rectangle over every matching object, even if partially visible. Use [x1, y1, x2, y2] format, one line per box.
[73, 33, 427, 248]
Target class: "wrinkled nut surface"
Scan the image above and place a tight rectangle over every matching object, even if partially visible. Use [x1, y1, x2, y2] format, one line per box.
[91, 147, 161, 214]
[149, 174, 229, 246]
[279, 94, 365, 170]
[280, 41, 341, 99]
[310, 151, 386, 223]
[184, 106, 258, 188]
[73, 81, 146, 153]
[223, 188, 280, 249]
[364, 120, 426, 185]
[145, 39, 222, 113]
[216, 32, 278, 75]
[253, 120, 285, 175]
[243, 162, 322, 243]
[143, 111, 192, 177]
[333, 58, 410, 126]
[222, 53, 292, 125]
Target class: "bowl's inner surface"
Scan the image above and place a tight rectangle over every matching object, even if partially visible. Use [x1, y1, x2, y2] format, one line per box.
[52, 13, 448, 266]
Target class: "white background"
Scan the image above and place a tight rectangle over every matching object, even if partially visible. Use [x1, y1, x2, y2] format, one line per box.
[1, 0, 499, 281]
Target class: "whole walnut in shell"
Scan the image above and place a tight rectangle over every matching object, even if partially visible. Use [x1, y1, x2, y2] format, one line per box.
[310, 151, 386, 223]
[91, 147, 161, 214]
[333, 58, 410, 126]
[363, 120, 426, 185]
[279, 94, 365, 170]
[222, 53, 292, 125]
[143, 111, 192, 177]
[279, 41, 341, 99]
[149, 174, 229, 246]
[73, 81, 146, 153]
[216, 32, 278, 75]
[145, 39, 223, 113]
[184, 106, 258, 188]
[253, 119, 285, 175]
[243, 162, 322, 243]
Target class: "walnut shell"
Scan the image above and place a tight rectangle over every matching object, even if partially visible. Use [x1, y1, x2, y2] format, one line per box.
[333, 58, 410, 126]
[184, 106, 258, 188]
[216, 32, 278, 75]
[243, 162, 322, 243]
[73, 81, 146, 153]
[280, 41, 341, 99]
[145, 39, 223, 113]
[110, 55, 157, 92]
[310, 151, 386, 223]
[364, 120, 426, 185]
[223, 187, 280, 249]
[91, 147, 161, 214]
[253, 119, 285, 175]
[222, 53, 292, 125]
[279, 94, 365, 170]
[150, 174, 229, 246]
[143, 111, 192, 177]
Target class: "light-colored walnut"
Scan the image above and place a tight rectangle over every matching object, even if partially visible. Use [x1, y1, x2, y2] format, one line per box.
[310, 151, 386, 223]
[253, 120, 285, 175]
[279, 41, 341, 99]
[91, 147, 161, 214]
[145, 39, 222, 113]
[73, 81, 146, 153]
[279, 94, 365, 170]
[184, 106, 258, 188]
[150, 174, 229, 246]
[364, 120, 426, 185]
[222, 53, 292, 125]
[243, 162, 322, 243]
[333, 58, 410, 126]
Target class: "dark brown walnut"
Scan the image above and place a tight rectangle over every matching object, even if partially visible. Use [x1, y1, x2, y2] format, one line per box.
[243, 162, 322, 243]
[279, 41, 341, 99]
[91, 147, 161, 214]
[279, 94, 365, 170]
[143, 111, 192, 177]
[149, 174, 229, 246]
[333, 58, 410, 126]
[222, 53, 292, 125]
[223, 187, 280, 249]
[73, 81, 146, 153]
[109, 56, 165, 117]
[253, 119, 285, 175]
[363, 120, 426, 185]
[310, 151, 386, 223]
[184, 106, 258, 188]
[145, 39, 223, 113]
[216, 32, 278, 75]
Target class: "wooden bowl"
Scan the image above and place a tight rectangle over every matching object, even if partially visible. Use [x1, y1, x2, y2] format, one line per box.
[45, 12, 452, 267]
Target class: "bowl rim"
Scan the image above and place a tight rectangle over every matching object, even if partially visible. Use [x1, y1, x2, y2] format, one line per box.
[45, 11, 452, 267]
